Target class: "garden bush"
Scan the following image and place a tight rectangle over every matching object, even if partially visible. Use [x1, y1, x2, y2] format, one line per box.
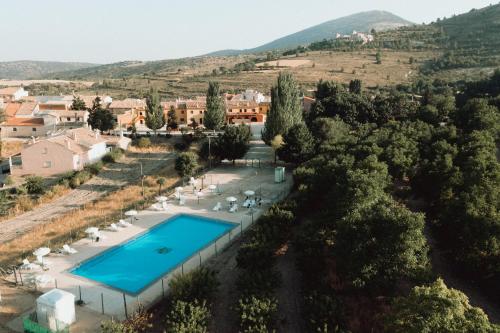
[24, 176, 45, 195]
[84, 161, 103, 175]
[136, 137, 151, 148]
[169, 267, 219, 303]
[102, 148, 123, 163]
[237, 296, 278, 333]
[165, 300, 210, 333]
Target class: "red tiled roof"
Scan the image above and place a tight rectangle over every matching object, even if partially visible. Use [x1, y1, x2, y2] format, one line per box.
[4, 102, 22, 117]
[4, 117, 44, 126]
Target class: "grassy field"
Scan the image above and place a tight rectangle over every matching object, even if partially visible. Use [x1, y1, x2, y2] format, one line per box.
[75, 50, 438, 98]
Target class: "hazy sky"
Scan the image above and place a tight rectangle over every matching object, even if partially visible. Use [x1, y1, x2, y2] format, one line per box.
[0, 0, 493, 64]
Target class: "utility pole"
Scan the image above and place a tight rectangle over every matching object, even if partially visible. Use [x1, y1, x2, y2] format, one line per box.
[139, 162, 145, 198]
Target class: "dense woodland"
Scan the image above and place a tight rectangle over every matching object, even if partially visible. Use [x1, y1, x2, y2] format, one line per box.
[262, 69, 499, 331]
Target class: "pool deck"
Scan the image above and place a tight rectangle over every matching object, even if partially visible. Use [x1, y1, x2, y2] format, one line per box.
[11, 164, 292, 325]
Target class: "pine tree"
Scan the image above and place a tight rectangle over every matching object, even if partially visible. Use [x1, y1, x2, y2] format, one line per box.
[145, 90, 165, 135]
[263, 72, 303, 144]
[71, 96, 87, 110]
[204, 82, 226, 130]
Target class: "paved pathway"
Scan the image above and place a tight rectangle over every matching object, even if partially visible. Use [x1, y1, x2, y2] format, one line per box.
[0, 151, 173, 244]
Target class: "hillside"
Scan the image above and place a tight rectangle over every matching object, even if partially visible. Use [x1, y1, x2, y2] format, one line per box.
[0, 60, 97, 80]
[206, 10, 413, 56]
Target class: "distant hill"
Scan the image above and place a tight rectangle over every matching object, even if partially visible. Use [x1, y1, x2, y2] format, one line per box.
[205, 10, 413, 56]
[0, 61, 98, 80]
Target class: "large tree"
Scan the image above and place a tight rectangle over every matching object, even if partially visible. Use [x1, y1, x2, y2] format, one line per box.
[87, 97, 115, 132]
[335, 197, 429, 289]
[145, 90, 166, 135]
[277, 123, 314, 164]
[214, 125, 251, 163]
[204, 81, 226, 130]
[384, 278, 499, 333]
[175, 152, 199, 179]
[167, 105, 178, 130]
[71, 96, 86, 110]
[262, 72, 303, 143]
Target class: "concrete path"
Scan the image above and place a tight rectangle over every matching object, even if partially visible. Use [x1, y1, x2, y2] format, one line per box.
[0, 151, 173, 244]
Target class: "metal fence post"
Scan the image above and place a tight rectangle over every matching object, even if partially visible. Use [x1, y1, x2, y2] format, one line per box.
[199, 252, 202, 267]
[19, 271, 24, 286]
[161, 279, 165, 298]
[78, 285, 82, 302]
[123, 293, 128, 319]
[215, 241, 218, 256]
[181, 264, 184, 276]
[13, 267, 18, 285]
[55, 279, 58, 289]
[101, 293, 104, 314]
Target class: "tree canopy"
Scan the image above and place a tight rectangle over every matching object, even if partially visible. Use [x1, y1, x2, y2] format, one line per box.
[262, 72, 303, 143]
[145, 90, 166, 134]
[204, 81, 226, 130]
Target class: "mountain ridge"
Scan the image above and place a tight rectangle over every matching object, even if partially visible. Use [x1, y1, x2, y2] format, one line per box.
[204, 10, 413, 56]
[0, 60, 98, 80]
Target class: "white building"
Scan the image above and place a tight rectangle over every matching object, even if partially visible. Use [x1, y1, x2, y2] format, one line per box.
[0, 86, 29, 102]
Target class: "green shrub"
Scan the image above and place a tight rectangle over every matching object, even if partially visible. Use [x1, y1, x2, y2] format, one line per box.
[4, 176, 14, 186]
[136, 137, 151, 148]
[103, 148, 123, 163]
[166, 300, 210, 333]
[101, 319, 136, 333]
[236, 269, 282, 297]
[84, 161, 103, 175]
[236, 241, 275, 270]
[24, 176, 45, 195]
[169, 267, 219, 303]
[304, 290, 345, 333]
[237, 296, 278, 333]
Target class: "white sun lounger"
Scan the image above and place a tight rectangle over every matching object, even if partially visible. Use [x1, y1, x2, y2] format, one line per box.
[118, 219, 132, 227]
[108, 223, 120, 232]
[20, 259, 40, 270]
[61, 244, 77, 254]
[162, 201, 169, 211]
[179, 196, 186, 205]
[229, 204, 238, 213]
[213, 202, 222, 211]
[150, 203, 163, 211]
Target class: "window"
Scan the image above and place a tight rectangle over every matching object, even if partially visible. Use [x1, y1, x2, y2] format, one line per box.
[32, 128, 37, 132]
[252, 109, 256, 112]
[76, 117, 80, 121]
[200, 118, 203, 124]
[13, 128, 17, 132]
[190, 110, 194, 114]
[140, 120, 144, 124]
[43, 161, 52, 168]
[67, 117, 71, 121]
[181, 110, 185, 114]
[180, 118, 185, 122]
[42, 148, 48, 154]
[139, 112, 143, 116]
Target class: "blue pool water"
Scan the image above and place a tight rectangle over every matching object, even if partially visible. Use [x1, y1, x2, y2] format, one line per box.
[70, 214, 236, 294]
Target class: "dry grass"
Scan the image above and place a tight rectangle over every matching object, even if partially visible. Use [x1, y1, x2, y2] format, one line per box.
[74, 50, 438, 99]
[1, 141, 24, 158]
[0, 163, 180, 266]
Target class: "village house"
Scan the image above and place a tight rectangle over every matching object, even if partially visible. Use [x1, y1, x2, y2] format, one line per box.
[161, 90, 271, 127]
[0, 102, 56, 138]
[0, 86, 29, 102]
[108, 98, 146, 129]
[336, 30, 374, 44]
[12, 127, 108, 176]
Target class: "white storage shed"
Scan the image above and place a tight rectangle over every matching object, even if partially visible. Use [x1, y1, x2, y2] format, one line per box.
[36, 289, 76, 331]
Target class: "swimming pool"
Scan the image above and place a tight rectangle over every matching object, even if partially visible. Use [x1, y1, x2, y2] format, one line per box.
[70, 214, 237, 295]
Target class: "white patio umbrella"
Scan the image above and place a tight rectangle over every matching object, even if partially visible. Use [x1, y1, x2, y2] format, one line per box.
[208, 184, 217, 192]
[33, 247, 50, 265]
[125, 210, 138, 223]
[244, 190, 255, 197]
[155, 196, 169, 202]
[226, 196, 237, 203]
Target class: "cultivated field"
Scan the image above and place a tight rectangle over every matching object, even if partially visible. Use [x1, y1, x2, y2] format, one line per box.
[74, 50, 438, 98]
